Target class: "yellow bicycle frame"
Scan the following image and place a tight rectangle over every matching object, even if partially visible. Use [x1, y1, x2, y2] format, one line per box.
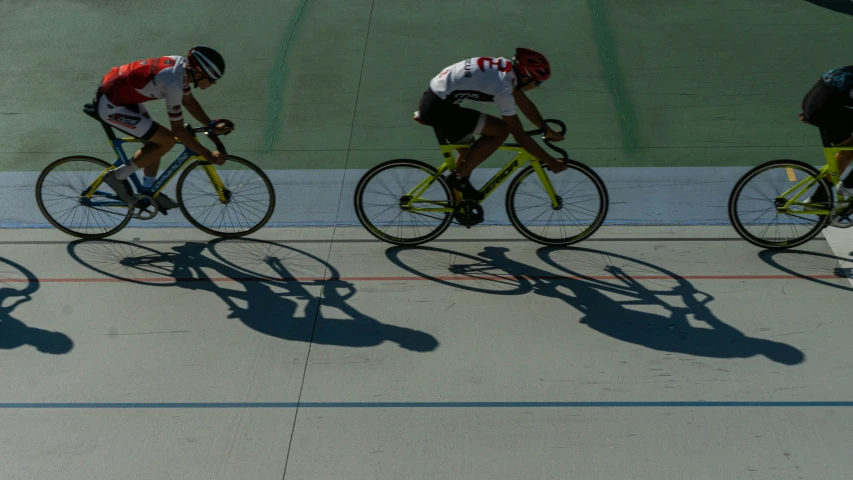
[86, 133, 228, 204]
[401, 142, 561, 213]
[776, 145, 853, 215]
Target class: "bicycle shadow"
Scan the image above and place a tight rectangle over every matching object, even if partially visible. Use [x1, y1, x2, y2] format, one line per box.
[0, 257, 74, 355]
[758, 248, 853, 292]
[803, 0, 853, 16]
[387, 245, 804, 365]
[68, 240, 438, 352]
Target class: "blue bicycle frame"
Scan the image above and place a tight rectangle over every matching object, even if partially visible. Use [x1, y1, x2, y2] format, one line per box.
[108, 136, 197, 196]
[84, 120, 225, 208]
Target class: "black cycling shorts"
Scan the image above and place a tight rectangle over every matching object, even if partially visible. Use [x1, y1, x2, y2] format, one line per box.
[417, 89, 486, 143]
[801, 78, 853, 146]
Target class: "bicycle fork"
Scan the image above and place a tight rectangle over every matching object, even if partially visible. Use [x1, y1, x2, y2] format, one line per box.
[201, 164, 230, 203]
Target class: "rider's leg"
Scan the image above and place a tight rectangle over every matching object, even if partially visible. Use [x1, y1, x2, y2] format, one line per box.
[112, 125, 176, 181]
[454, 115, 509, 177]
[836, 136, 853, 186]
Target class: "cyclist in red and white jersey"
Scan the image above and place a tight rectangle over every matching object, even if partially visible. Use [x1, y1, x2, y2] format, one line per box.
[416, 48, 566, 200]
[99, 45, 233, 209]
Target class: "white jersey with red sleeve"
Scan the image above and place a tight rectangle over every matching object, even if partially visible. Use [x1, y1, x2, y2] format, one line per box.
[428, 57, 518, 116]
[100, 56, 192, 122]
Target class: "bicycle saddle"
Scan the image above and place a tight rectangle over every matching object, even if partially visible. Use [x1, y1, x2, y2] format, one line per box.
[83, 103, 100, 121]
[798, 112, 815, 126]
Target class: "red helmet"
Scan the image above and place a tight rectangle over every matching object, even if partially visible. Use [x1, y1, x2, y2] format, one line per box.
[512, 48, 551, 83]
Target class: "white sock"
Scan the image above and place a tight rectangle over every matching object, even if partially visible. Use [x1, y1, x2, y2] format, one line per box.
[143, 175, 156, 189]
[112, 161, 139, 181]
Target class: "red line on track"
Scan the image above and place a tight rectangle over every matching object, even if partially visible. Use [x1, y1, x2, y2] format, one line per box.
[1, 274, 846, 283]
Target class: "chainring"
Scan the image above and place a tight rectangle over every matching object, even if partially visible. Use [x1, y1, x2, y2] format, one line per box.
[453, 200, 484, 228]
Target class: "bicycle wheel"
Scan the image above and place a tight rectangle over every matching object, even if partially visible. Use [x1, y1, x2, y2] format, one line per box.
[354, 159, 454, 246]
[728, 159, 831, 249]
[35, 156, 133, 239]
[176, 155, 275, 238]
[506, 161, 608, 246]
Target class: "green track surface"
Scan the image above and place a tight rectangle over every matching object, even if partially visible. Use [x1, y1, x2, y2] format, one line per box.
[1, 0, 852, 171]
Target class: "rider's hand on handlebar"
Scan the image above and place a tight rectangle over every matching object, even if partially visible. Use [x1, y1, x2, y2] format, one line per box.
[543, 126, 564, 142]
[545, 156, 567, 173]
[210, 118, 235, 136]
[213, 122, 234, 136]
[206, 150, 227, 165]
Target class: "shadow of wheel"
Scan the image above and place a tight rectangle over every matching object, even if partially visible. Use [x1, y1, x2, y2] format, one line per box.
[207, 238, 335, 283]
[67, 240, 182, 286]
[759, 249, 853, 291]
[385, 246, 532, 295]
[537, 246, 703, 303]
[0, 257, 39, 297]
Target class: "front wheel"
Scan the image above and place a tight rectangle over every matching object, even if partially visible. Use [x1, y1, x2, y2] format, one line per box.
[354, 159, 454, 245]
[506, 161, 609, 246]
[35, 156, 134, 239]
[728, 159, 831, 249]
[176, 155, 275, 238]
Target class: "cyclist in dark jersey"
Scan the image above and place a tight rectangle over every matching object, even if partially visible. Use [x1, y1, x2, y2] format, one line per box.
[415, 48, 567, 200]
[801, 66, 853, 199]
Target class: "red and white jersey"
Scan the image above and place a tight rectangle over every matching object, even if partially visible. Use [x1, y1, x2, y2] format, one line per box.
[429, 57, 518, 116]
[100, 56, 192, 122]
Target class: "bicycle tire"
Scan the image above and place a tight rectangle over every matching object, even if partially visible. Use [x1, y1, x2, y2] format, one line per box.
[176, 155, 275, 238]
[35, 156, 133, 239]
[354, 159, 454, 246]
[728, 159, 831, 249]
[506, 161, 609, 246]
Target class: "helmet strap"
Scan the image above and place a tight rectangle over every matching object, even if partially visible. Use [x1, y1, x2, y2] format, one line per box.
[515, 74, 534, 91]
[190, 69, 206, 88]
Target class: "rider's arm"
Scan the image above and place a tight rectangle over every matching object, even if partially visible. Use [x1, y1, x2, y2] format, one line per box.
[502, 114, 563, 171]
[170, 119, 214, 160]
[164, 86, 214, 160]
[513, 89, 546, 129]
[182, 93, 213, 126]
[513, 89, 563, 140]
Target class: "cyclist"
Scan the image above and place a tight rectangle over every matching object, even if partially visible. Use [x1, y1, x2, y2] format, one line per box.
[801, 65, 853, 203]
[415, 48, 567, 200]
[98, 45, 233, 209]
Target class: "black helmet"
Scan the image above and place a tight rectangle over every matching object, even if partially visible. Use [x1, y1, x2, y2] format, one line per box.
[187, 45, 225, 81]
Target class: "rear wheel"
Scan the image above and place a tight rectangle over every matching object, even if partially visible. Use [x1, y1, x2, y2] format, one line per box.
[728, 159, 831, 249]
[354, 159, 454, 245]
[35, 156, 133, 239]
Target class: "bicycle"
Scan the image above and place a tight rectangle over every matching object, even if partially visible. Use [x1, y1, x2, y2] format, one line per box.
[35, 102, 276, 239]
[728, 114, 853, 249]
[353, 118, 609, 246]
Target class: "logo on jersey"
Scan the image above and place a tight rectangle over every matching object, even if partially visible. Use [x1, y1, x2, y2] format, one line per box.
[107, 114, 140, 129]
[476, 57, 512, 73]
[451, 91, 494, 104]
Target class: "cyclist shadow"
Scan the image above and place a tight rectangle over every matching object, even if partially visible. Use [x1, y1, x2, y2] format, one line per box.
[69, 240, 437, 352]
[388, 245, 803, 365]
[0, 258, 73, 355]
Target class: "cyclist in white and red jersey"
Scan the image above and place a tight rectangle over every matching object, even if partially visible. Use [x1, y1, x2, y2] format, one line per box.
[416, 48, 567, 200]
[99, 45, 233, 209]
